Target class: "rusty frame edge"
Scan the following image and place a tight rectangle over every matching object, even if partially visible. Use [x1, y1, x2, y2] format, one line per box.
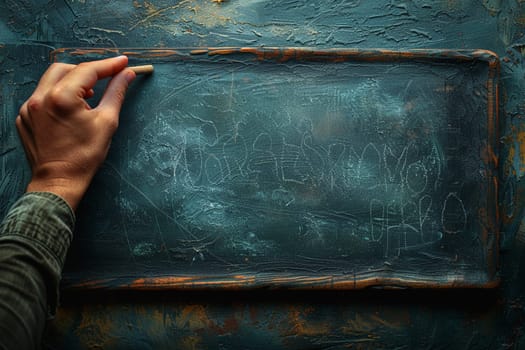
[52, 47, 500, 291]
[50, 47, 500, 64]
[61, 274, 501, 291]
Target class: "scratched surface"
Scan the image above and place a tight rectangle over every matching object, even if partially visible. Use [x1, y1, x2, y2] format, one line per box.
[0, 44, 45, 216]
[1, 0, 525, 348]
[51, 48, 499, 289]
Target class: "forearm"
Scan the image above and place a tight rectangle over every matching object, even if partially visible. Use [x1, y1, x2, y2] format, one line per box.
[0, 193, 74, 350]
[1, 56, 133, 349]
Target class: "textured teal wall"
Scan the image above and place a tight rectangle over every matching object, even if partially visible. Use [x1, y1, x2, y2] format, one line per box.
[1, 1, 525, 348]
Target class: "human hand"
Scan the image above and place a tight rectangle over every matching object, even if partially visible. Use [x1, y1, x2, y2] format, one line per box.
[16, 56, 136, 211]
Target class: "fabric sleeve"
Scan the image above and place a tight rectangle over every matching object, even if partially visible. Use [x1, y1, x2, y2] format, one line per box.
[0, 192, 75, 350]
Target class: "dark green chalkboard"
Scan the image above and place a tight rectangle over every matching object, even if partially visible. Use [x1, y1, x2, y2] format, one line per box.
[52, 48, 499, 290]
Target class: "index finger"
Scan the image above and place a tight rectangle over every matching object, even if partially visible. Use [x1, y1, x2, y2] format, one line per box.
[54, 56, 129, 101]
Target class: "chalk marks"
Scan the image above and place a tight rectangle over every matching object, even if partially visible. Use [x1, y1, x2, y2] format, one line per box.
[406, 161, 428, 195]
[441, 192, 467, 234]
[64, 49, 497, 274]
[114, 58, 484, 263]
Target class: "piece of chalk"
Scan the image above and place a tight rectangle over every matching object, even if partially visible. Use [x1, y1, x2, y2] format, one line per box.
[129, 65, 154, 75]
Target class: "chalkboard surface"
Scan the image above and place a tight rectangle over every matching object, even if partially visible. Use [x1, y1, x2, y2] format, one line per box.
[52, 48, 499, 289]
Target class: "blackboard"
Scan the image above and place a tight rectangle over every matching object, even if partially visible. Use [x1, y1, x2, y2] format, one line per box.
[51, 48, 499, 289]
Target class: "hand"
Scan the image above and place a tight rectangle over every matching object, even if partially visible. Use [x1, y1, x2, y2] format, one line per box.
[16, 56, 136, 211]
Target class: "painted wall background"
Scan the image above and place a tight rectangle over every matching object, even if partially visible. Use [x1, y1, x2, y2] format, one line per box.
[1, 0, 525, 348]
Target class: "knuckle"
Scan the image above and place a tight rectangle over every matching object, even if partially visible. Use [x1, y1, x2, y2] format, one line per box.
[26, 95, 44, 113]
[47, 86, 70, 111]
[115, 89, 126, 104]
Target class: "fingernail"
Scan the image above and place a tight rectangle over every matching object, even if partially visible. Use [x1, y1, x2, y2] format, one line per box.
[125, 70, 136, 84]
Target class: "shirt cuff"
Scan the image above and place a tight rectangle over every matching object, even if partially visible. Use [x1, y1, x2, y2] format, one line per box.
[0, 192, 75, 269]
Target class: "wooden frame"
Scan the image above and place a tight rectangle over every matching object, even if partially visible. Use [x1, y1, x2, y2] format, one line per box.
[52, 48, 500, 290]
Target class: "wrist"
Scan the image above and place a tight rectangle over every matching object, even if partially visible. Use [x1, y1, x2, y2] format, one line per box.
[26, 177, 89, 211]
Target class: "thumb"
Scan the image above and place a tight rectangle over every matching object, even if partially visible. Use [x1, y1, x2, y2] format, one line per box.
[98, 68, 136, 116]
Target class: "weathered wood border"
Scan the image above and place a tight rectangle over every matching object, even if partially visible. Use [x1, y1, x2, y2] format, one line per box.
[52, 48, 500, 291]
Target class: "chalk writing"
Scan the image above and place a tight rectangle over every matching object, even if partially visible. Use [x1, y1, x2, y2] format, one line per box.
[117, 59, 483, 264]
[126, 89, 462, 259]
